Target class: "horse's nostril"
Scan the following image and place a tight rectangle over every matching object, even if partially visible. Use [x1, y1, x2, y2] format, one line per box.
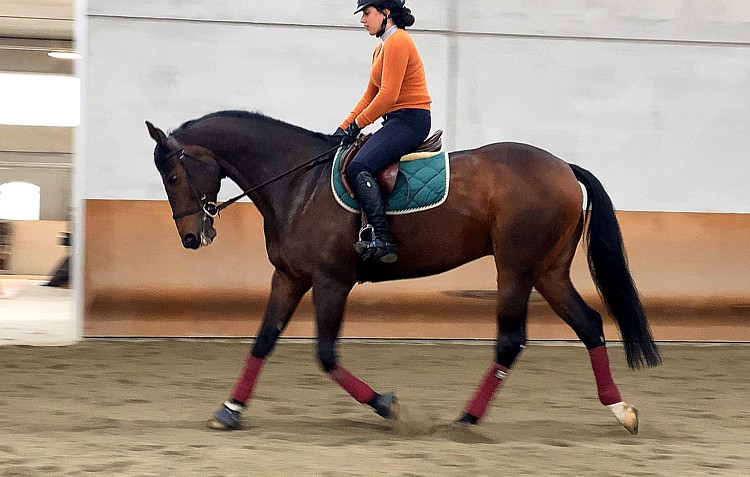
[182, 233, 200, 249]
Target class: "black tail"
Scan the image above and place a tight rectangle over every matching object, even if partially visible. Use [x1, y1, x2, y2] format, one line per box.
[570, 163, 661, 369]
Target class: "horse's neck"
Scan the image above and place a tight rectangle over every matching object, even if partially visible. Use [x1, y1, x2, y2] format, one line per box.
[220, 136, 332, 229]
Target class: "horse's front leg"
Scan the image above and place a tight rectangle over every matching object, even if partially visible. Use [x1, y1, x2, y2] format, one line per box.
[313, 276, 398, 420]
[208, 269, 310, 431]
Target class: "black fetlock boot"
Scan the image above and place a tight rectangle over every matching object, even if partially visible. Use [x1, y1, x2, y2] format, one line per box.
[353, 171, 397, 264]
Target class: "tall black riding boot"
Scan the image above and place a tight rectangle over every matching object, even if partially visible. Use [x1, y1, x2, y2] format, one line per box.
[353, 171, 397, 263]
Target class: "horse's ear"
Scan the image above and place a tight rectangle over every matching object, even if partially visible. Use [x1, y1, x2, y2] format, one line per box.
[145, 121, 168, 146]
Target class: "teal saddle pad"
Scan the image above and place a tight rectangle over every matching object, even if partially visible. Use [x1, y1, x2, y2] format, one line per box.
[331, 147, 450, 215]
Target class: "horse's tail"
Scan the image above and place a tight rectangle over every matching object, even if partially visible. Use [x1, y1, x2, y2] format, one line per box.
[569, 163, 661, 369]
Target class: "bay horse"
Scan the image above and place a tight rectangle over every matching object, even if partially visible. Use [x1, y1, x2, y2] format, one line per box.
[146, 110, 660, 434]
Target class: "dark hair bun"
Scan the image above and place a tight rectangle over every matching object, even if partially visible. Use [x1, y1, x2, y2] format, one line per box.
[390, 5, 415, 28]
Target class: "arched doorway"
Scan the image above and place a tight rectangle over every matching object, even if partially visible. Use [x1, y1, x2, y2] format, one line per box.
[0, 181, 41, 221]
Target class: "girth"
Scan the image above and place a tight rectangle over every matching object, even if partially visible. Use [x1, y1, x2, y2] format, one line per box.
[339, 130, 443, 198]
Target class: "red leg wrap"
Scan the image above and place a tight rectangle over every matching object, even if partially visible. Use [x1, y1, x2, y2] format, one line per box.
[464, 363, 509, 419]
[589, 345, 622, 405]
[328, 366, 377, 404]
[230, 355, 265, 404]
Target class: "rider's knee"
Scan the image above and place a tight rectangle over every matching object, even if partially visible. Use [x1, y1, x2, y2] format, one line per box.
[316, 341, 338, 373]
[346, 160, 370, 185]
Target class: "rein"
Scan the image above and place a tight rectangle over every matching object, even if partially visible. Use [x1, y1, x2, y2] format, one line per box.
[168, 144, 340, 220]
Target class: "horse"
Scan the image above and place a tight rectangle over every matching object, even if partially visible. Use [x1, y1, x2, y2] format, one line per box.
[146, 110, 660, 434]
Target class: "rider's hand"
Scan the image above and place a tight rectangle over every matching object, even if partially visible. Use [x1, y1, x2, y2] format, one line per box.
[340, 121, 361, 146]
[333, 127, 345, 138]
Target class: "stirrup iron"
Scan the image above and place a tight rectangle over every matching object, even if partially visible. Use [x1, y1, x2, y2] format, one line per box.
[354, 224, 374, 254]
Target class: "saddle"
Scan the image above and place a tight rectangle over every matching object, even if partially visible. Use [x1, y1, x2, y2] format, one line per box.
[339, 130, 443, 197]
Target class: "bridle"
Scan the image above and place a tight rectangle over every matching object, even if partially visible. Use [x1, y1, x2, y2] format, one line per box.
[166, 148, 222, 220]
[166, 143, 341, 221]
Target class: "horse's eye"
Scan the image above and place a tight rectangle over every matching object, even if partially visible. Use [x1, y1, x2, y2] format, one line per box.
[168, 174, 179, 186]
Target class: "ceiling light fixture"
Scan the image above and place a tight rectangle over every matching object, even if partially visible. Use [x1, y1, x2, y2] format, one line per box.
[48, 51, 81, 60]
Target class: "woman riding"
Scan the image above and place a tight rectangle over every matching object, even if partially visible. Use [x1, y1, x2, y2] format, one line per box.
[335, 0, 432, 264]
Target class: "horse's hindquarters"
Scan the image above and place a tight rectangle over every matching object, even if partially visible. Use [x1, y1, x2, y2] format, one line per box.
[389, 144, 582, 279]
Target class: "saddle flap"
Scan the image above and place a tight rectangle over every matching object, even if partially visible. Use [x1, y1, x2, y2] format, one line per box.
[376, 164, 399, 196]
[339, 133, 372, 197]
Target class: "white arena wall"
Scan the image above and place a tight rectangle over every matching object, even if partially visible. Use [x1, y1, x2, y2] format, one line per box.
[78, 1, 750, 339]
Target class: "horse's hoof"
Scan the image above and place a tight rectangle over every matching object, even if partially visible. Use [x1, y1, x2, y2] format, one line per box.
[456, 413, 479, 425]
[372, 392, 399, 420]
[608, 402, 639, 435]
[207, 403, 243, 431]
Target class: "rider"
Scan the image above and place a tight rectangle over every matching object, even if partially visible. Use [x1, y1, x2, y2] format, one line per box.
[335, 0, 432, 264]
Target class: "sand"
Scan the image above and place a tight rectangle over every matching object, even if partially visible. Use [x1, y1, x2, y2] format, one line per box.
[1, 340, 748, 476]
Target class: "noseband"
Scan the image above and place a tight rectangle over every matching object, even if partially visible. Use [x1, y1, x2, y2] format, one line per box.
[167, 143, 341, 221]
[166, 149, 222, 221]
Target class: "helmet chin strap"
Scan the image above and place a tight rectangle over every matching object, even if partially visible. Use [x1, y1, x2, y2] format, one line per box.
[376, 12, 390, 38]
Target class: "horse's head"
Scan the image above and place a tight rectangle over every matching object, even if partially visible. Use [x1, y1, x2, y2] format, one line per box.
[146, 121, 221, 249]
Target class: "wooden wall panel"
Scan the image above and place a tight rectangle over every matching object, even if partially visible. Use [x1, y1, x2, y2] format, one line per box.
[84, 200, 750, 340]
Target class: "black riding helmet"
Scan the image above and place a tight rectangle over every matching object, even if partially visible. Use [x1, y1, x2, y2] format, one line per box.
[354, 0, 405, 14]
[355, 0, 406, 38]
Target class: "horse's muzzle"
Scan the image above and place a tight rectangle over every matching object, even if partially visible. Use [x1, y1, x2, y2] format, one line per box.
[182, 233, 201, 249]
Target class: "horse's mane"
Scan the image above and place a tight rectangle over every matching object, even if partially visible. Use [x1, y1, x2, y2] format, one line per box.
[172, 110, 333, 142]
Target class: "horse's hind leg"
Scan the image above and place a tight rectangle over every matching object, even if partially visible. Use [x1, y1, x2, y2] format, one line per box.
[208, 270, 310, 431]
[313, 276, 398, 419]
[459, 275, 533, 424]
[535, 270, 639, 434]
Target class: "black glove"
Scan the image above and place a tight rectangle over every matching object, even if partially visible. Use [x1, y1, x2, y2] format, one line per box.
[340, 122, 361, 146]
[333, 127, 346, 138]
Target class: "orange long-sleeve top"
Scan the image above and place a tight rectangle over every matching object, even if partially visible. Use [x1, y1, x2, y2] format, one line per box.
[340, 28, 431, 130]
